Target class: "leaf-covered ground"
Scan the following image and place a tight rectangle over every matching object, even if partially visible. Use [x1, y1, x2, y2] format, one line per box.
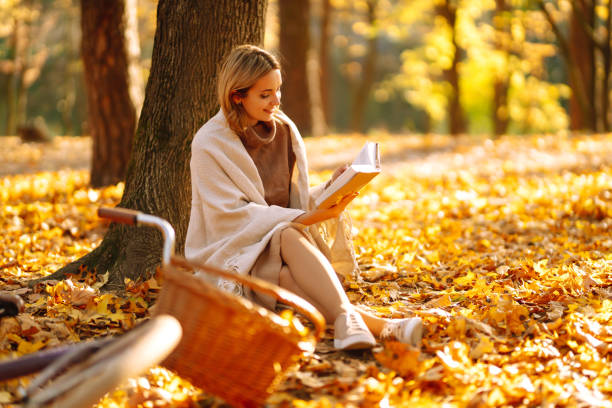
[1, 133, 611, 407]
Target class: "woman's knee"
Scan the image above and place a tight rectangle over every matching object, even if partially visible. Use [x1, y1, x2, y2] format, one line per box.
[279, 227, 304, 248]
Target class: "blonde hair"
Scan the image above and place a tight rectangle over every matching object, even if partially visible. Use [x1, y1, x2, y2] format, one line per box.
[218, 44, 281, 134]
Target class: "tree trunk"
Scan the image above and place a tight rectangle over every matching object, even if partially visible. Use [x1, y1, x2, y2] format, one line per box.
[279, 0, 312, 136]
[319, 0, 332, 127]
[5, 19, 19, 136]
[568, 1, 596, 131]
[43, 0, 267, 289]
[437, 0, 466, 136]
[349, 0, 378, 133]
[492, 0, 510, 137]
[601, 0, 612, 132]
[81, 0, 136, 188]
[125, 0, 144, 116]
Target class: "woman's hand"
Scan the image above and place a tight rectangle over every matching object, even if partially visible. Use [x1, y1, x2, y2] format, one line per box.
[293, 192, 358, 226]
[325, 164, 349, 189]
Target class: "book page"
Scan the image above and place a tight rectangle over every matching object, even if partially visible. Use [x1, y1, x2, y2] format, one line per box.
[353, 142, 380, 167]
[314, 142, 381, 209]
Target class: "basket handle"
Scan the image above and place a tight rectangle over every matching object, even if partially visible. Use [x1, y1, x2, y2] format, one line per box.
[170, 256, 326, 342]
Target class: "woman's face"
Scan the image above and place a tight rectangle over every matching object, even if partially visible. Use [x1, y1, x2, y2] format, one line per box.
[235, 69, 282, 126]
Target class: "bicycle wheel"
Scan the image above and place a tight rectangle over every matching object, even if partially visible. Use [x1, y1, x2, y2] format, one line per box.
[23, 314, 182, 408]
[0, 337, 115, 382]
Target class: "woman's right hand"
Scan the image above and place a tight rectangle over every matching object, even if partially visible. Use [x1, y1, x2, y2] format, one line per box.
[293, 192, 358, 226]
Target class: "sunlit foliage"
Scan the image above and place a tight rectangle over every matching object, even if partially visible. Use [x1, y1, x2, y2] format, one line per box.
[1, 133, 611, 406]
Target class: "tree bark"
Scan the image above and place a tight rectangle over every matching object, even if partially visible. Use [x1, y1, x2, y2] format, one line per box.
[319, 0, 332, 127]
[5, 19, 19, 136]
[44, 0, 267, 289]
[539, 0, 595, 132]
[437, 0, 466, 136]
[81, 0, 136, 188]
[601, 0, 612, 131]
[349, 0, 378, 133]
[492, 0, 510, 137]
[125, 0, 144, 116]
[568, 1, 596, 131]
[279, 0, 312, 136]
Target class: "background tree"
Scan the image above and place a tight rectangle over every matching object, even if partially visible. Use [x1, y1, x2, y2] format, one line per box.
[81, 0, 138, 187]
[1, 0, 55, 136]
[537, 0, 612, 132]
[492, 0, 511, 137]
[279, 0, 312, 135]
[46, 0, 268, 288]
[319, 0, 332, 126]
[436, 0, 466, 135]
[349, 0, 379, 133]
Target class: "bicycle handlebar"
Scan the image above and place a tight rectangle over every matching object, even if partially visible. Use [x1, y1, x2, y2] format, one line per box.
[97, 207, 139, 225]
[97, 207, 175, 267]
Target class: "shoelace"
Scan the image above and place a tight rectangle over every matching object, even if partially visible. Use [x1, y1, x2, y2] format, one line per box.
[347, 313, 364, 333]
[380, 319, 405, 340]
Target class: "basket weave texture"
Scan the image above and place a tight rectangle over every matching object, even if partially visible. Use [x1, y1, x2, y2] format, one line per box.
[154, 260, 320, 407]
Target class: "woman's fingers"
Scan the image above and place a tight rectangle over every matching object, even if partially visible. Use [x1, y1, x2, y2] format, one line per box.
[332, 192, 358, 212]
[331, 164, 349, 182]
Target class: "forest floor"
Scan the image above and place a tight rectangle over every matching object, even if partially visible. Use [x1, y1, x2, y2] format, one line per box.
[1, 132, 612, 407]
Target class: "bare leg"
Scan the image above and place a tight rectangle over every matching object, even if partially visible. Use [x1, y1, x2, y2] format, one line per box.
[278, 266, 329, 320]
[278, 227, 420, 343]
[279, 228, 352, 323]
[281, 267, 390, 334]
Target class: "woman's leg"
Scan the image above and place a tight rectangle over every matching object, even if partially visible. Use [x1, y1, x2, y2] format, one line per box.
[278, 266, 328, 319]
[278, 227, 423, 347]
[278, 227, 352, 323]
[279, 261, 389, 336]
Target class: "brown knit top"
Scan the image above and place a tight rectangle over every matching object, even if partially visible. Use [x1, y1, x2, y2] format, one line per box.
[239, 119, 296, 207]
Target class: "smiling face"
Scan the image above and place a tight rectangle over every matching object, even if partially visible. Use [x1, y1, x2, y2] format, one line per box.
[234, 69, 282, 126]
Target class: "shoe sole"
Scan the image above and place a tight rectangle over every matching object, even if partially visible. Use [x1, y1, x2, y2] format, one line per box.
[334, 333, 376, 350]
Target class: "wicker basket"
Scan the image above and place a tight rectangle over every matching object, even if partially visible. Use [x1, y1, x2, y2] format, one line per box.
[153, 256, 326, 407]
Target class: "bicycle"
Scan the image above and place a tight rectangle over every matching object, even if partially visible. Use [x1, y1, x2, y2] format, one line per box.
[1, 206, 325, 407]
[0, 210, 183, 408]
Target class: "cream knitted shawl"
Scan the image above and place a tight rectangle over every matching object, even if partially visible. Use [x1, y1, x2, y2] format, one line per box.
[185, 110, 358, 295]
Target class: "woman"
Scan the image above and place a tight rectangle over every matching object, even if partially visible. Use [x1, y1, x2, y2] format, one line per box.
[185, 44, 422, 350]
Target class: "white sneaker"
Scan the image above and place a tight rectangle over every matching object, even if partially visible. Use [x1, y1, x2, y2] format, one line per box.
[333, 311, 376, 350]
[380, 317, 423, 347]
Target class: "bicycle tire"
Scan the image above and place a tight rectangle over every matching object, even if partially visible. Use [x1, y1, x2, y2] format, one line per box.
[23, 314, 182, 408]
[0, 336, 116, 382]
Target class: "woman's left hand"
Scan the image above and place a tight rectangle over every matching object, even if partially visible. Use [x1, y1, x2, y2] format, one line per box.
[325, 163, 349, 189]
[292, 192, 358, 226]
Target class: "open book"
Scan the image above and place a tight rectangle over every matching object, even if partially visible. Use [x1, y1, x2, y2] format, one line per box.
[314, 142, 381, 209]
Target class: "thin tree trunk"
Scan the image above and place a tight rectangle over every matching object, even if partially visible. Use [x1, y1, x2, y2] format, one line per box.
[349, 0, 378, 133]
[319, 0, 332, 126]
[42, 0, 267, 289]
[279, 0, 312, 136]
[81, 0, 136, 188]
[125, 0, 144, 116]
[602, 0, 612, 131]
[438, 0, 466, 136]
[540, 0, 595, 132]
[308, 48, 326, 137]
[493, 0, 510, 137]
[5, 19, 19, 136]
[569, 1, 596, 131]
[16, 32, 28, 128]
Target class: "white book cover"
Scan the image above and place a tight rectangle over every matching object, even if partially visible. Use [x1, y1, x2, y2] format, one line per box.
[314, 142, 381, 209]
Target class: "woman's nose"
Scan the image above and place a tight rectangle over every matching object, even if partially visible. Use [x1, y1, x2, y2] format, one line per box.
[272, 91, 281, 105]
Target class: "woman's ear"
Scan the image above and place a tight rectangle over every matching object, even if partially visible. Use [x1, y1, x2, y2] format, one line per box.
[232, 93, 242, 105]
